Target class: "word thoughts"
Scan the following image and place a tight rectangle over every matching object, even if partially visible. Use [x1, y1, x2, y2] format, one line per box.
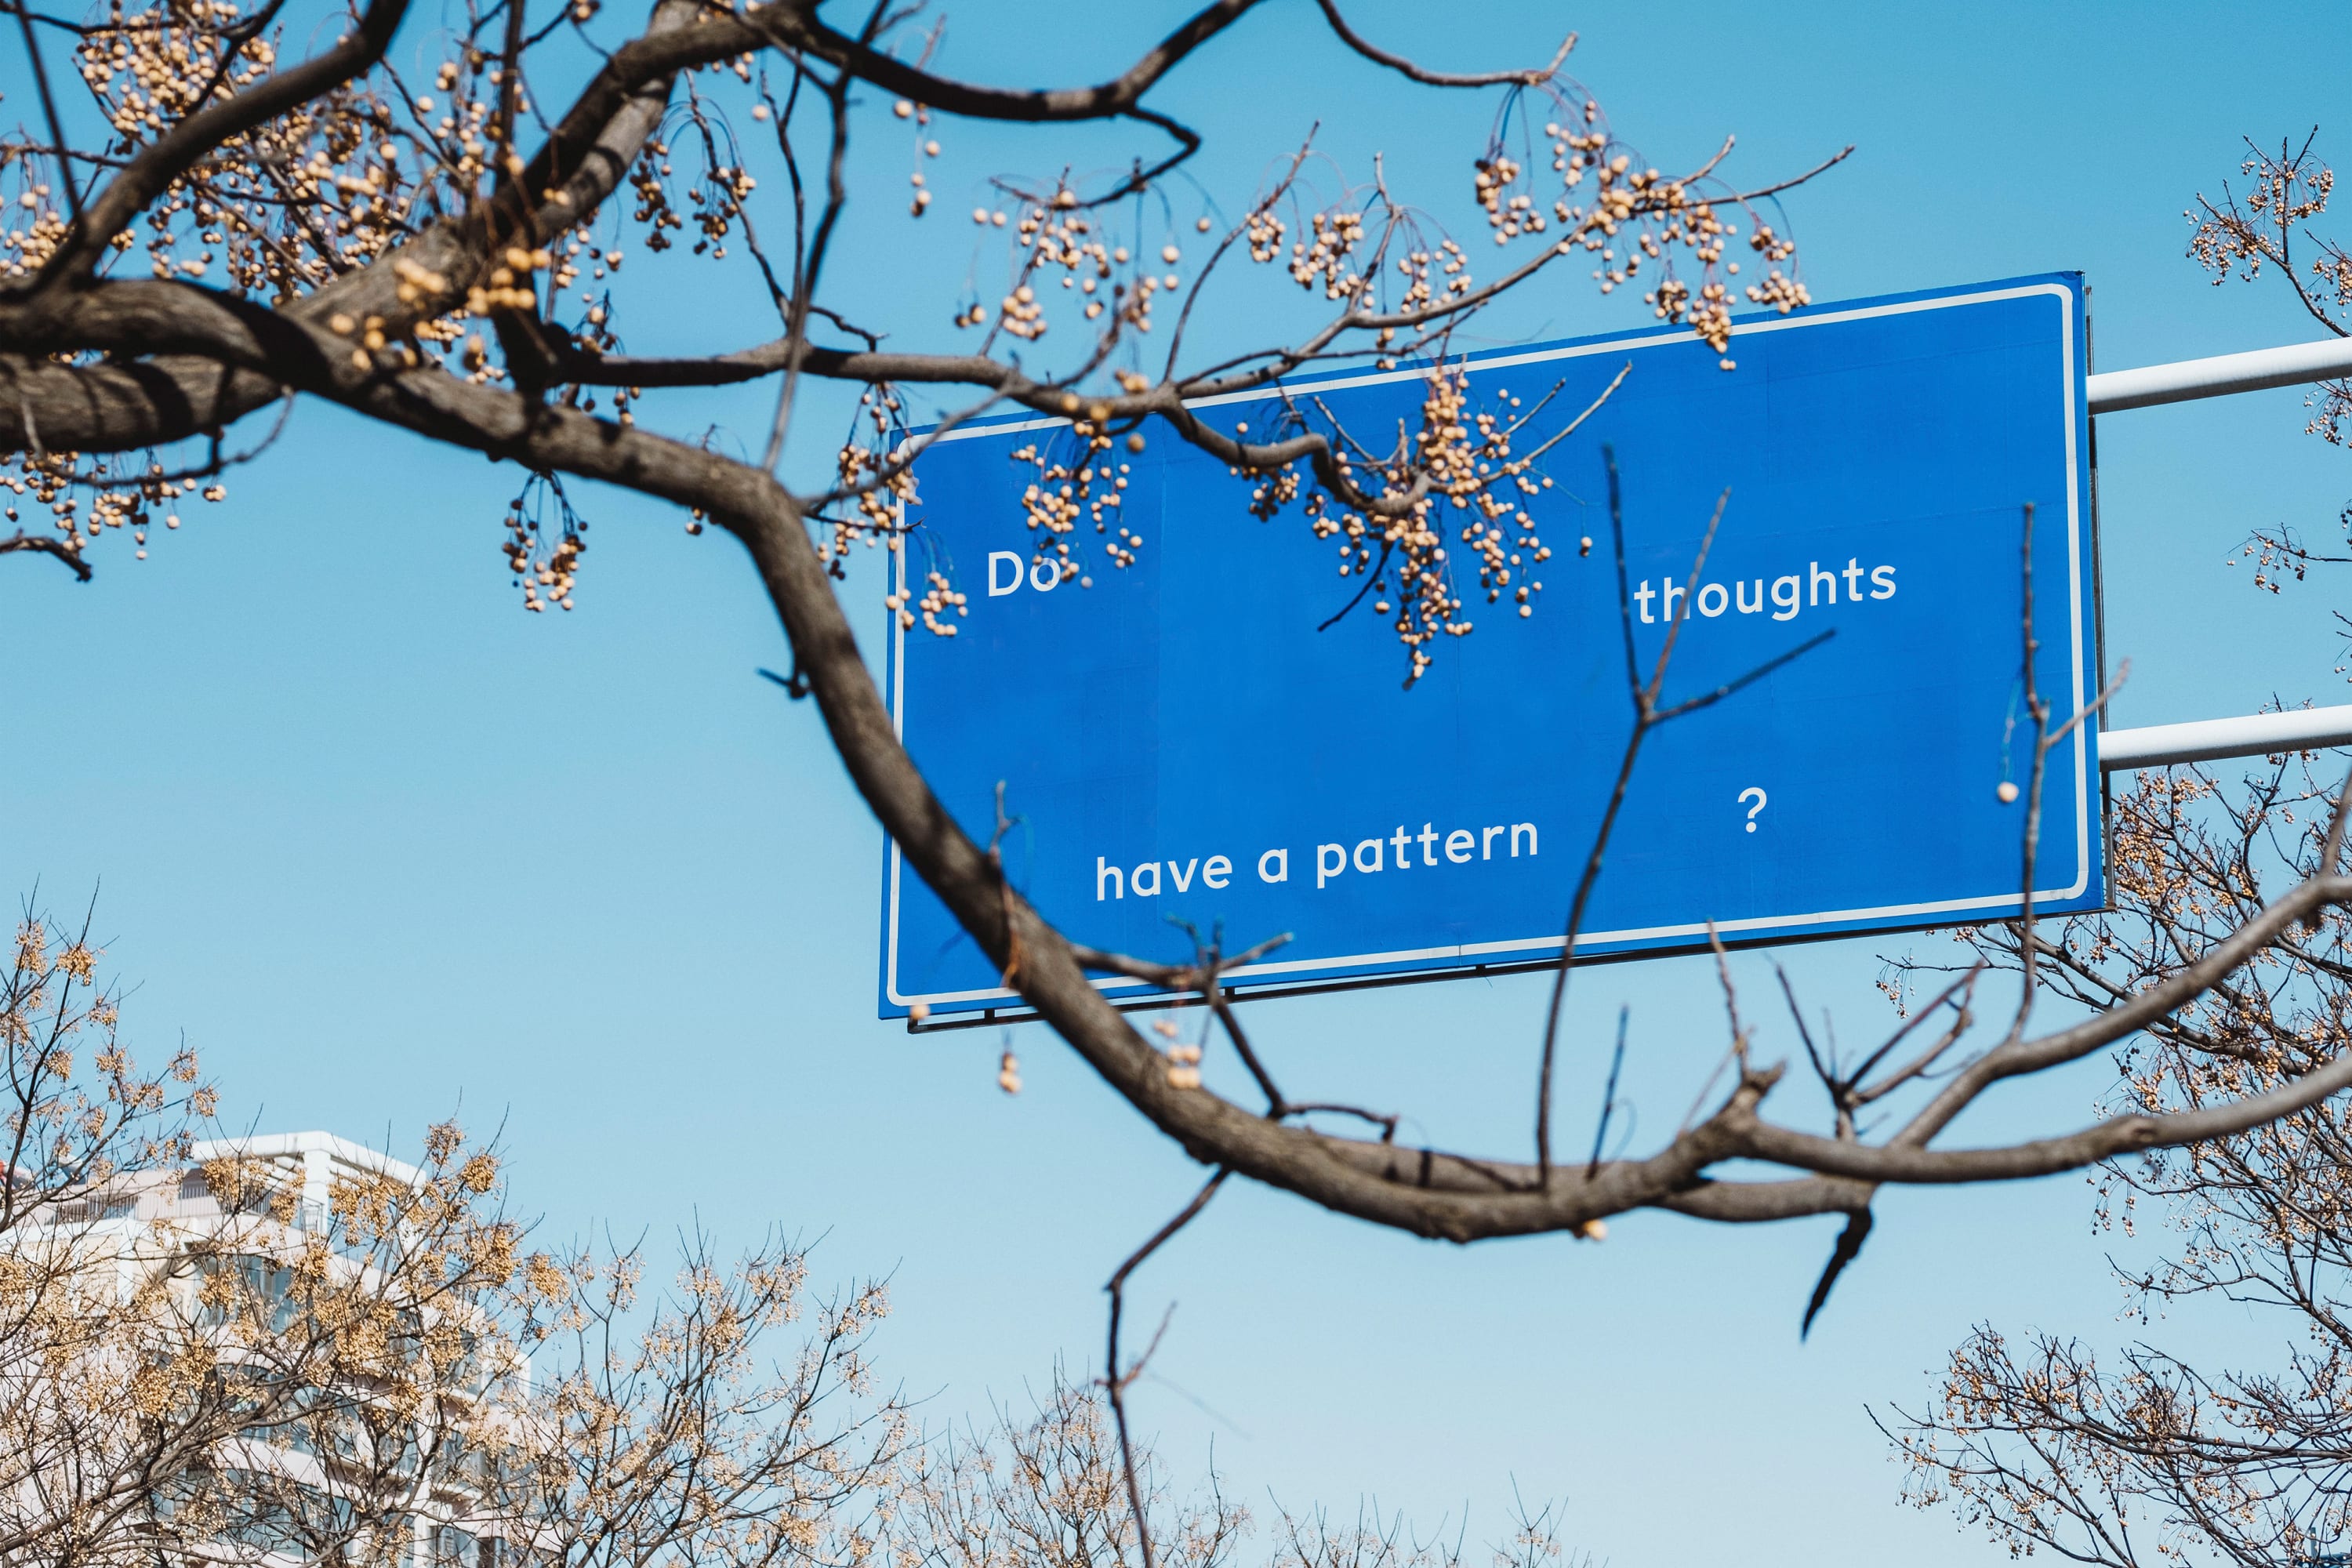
[1636, 558, 1896, 623]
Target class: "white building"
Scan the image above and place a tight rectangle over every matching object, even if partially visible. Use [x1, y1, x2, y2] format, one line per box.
[9, 1131, 532, 1568]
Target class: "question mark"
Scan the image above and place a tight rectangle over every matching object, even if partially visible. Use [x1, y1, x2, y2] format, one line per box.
[1738, 786, 1768, 833]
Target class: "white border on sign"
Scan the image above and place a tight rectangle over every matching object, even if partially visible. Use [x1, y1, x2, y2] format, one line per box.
[883, 281, 2092, 1010]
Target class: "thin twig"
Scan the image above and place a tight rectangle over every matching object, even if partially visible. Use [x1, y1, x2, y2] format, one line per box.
[1584, 1006, 1628, 1180]
[9, 0, 82, 221]
[0, 533, 90, 581]
[1103, 1171, 1228, 1568]
[1314, 0, 1572, 86]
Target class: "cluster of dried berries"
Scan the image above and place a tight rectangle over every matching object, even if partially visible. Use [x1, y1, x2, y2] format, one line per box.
[1, 452, 222, 564]
[953, 186, 1186, 339]
[894, 96, 938, 216]
[1244, 205, 1287, 263]
[1443, 103, 1822, 365]
[628, 140, 691, 252]
[497, 477, 586, 612]
[1288, 208, 1373, 299]
[2184, 138, 2352, 619]
[836, 437, 920, 547]
[2190, 143, 2336, 288]
[982, 359, 1566, 685]
[1152, 1018, 1203, 1089]
[2187, 139, 2352, 448]
[1008, 421, 1127, 583]
[686, 163, 757, 258]
[1382, 240, 1472, 320]
[1, 0, 1818, 683]
[0, 0, 643, 577]
[884, 567, 966, 635]
[1248, 369, 1555, 682]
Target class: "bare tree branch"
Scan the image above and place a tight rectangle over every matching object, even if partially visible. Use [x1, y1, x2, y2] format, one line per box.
[8, 0, 2330, 1297]
[0, 530, 89, 579]
[1313, 0, 1572, 88]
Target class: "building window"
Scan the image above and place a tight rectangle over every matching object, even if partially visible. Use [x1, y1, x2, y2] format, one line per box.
[432, 1523, 522, 1568]
[196, 1253, 297, 1330]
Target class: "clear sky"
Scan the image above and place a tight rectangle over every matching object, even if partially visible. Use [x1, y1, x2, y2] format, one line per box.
[6, 2, 2351, 1563]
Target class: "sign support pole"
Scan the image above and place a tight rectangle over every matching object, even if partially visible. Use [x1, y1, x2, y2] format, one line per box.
[2089, 337, 2352, 412]
[2089, 336, 2352, 765]
[2103, 708, 2352, 770]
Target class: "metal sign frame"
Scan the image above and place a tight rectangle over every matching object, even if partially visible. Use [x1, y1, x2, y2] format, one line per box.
[881, 277, 2104, 1025]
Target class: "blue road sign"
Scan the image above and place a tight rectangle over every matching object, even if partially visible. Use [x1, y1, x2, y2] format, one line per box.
[880, 274, 2101, 1020]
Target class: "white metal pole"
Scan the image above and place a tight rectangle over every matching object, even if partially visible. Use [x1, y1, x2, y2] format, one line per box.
[2088, 338, 2352, 413]
[2101, 706, 2352, 769]
[2085, 341, 2352, 766]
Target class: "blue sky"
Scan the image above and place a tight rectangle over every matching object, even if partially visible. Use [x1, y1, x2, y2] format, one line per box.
[6, 2, 2352, 1563]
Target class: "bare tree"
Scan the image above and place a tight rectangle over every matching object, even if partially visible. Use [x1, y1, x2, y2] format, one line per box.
[895, 1369, 1247, 1568]
[1877, 139, 2352, 1565]
[2191, 131, 2352, 606]
[0, 897, 918, 1566]
[1, 894, 212, 1222]
[13, 0, 2352, 1347]
[2, 895, 1611, 1568]
[1884, 752, 2352, 1566]
[894, 1367, 1588, 1568]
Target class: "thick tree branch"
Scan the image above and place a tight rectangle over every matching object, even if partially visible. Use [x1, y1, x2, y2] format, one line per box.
[751, 0, 1265, 125]
[0, 0, 706, 451]
[17, 269, 2352, 1247]
[13, 0, 2342, 1273]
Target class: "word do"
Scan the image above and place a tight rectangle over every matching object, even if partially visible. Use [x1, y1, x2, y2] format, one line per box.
[988, 551, 1065, 596]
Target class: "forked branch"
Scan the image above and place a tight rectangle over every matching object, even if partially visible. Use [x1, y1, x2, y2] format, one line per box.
[1, 0, 2336, 1338]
